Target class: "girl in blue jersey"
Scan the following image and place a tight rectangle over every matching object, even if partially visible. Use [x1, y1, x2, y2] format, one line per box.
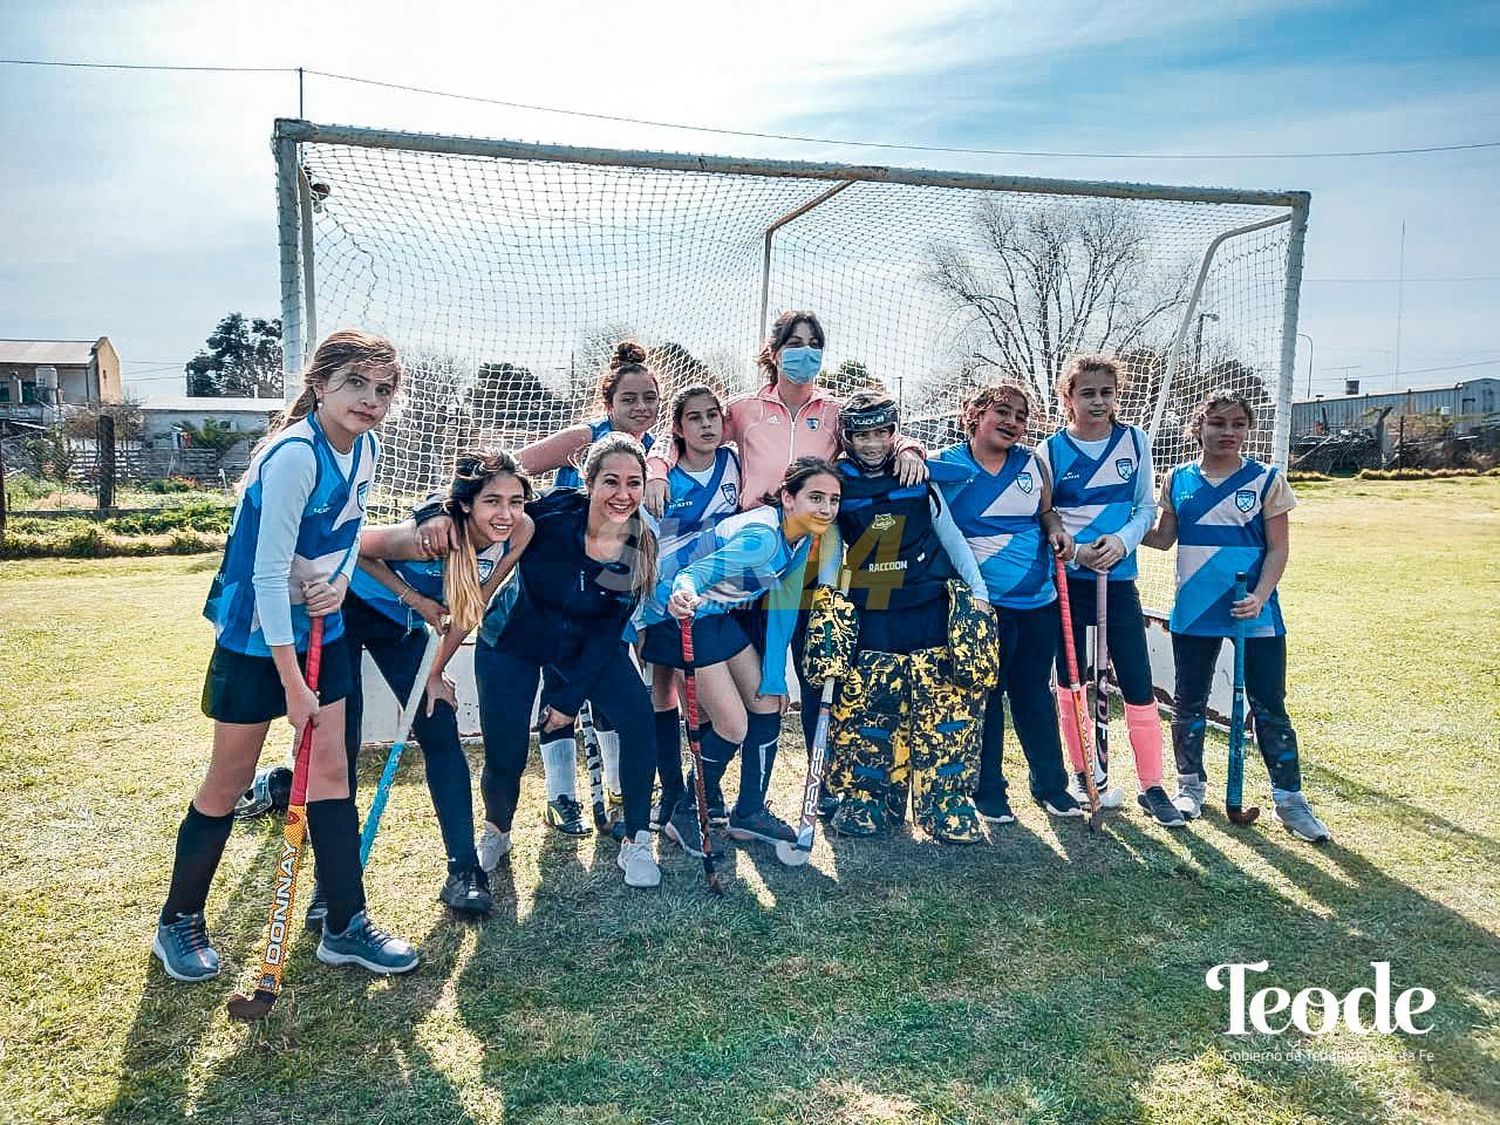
[472, 434, 665, 887]
[154, 330, 419, 984]
[1143, 390, 1330, 842]
[933, 379, 1082, 825]
[517, 341, 662, 835]
[1040, 355, 1183, 828]
[640, 384, 742, 840]
[325, 450, 535, 922]
[637, 457, 840, 863]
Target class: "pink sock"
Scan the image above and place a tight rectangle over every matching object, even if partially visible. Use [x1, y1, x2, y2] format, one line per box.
[1125, 702, 1165, 789]
[1056, 686, 1089, 773]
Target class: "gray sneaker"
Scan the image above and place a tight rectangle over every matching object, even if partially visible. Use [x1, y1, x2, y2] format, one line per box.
[1272, 791, 1331, 843]
[153, 912, 220, 982]
[1173, 774, 1207, 820]
[1137, 785, 1187, 828]
[726, 803, 796, 846]
[617, 830, 662, 888]
[316, 910, 419, 975]
[663, 802, 724, 859]
[477, 823, 512, 872]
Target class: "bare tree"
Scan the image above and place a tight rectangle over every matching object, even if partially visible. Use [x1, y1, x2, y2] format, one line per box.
[929, 198, 1191, 416]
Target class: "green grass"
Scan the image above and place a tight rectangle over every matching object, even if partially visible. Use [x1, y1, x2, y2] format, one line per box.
[1, 479, 1497, 1124]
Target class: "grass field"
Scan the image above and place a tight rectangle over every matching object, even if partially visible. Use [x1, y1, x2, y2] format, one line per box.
[1, 477, 1497, 1124]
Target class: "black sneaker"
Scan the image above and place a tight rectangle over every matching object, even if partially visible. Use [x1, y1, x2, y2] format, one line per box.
[1038, 790, 1084, 818]
[817, 794, 841, 823]
[974, 792, 1015, 825]
[439, 867, 494, 916]
[1137, 786, 1187, 828]
[706, 792, 730, 828]
[650, 791, 684, 833]
[663, 803, 725, 859]
[726, 803, 796, 846]
[304, 884, 328, 932]
[544, 795, 590, 837]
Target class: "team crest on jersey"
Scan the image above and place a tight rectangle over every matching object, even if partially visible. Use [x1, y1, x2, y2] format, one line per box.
[1115, 458, 1135, 481]
[1235, 488, 1257, 513]
[1015, 471, 1034, 494]
[720, 483, 738, 506]
[872, 513, 898, 531]
[807, 417, 820, 430]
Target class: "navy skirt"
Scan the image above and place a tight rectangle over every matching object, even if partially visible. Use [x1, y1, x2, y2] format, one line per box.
[641, 613, 752, 671]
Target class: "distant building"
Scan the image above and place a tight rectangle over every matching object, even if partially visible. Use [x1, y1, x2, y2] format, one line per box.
[1292, 377, 1499, 436]
[0, 337, 122, 425]
[137, 396, 281, 446]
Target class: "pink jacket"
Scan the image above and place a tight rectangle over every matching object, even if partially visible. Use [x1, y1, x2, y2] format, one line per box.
[648, 382, 919, 510]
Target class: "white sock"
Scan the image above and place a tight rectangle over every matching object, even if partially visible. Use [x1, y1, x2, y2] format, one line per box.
[540, 736, 578, 801]
[600, 729, 621, 793]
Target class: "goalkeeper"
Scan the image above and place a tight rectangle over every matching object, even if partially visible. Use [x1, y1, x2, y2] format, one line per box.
[809, 391, 999, 844]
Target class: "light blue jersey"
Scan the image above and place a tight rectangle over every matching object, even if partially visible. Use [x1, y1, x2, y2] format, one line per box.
[204, 414, 378, 656]
[1168, 458, 1286, 638]
[350, 538, 510, 630]
[933, 441, 1055, 611]
[636, 505, 813, 694]
[552, 417, 654, 490]
[657, 446, 742, 577]
[1040, 423, 1151, 582]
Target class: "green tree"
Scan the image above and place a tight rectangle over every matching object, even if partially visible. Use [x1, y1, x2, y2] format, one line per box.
[185, 314, 283, 398]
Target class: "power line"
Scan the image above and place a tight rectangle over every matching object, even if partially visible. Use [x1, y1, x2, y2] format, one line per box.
[3, 56, 1496, 162]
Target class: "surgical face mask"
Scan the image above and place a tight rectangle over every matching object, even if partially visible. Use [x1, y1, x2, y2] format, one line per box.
[778, 346, 823, 384]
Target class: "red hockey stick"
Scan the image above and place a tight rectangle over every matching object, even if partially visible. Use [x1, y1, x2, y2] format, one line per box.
[1055, 557, 1102, 831]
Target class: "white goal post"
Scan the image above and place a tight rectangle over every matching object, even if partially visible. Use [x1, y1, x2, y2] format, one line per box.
[272, 118, 1308, 729]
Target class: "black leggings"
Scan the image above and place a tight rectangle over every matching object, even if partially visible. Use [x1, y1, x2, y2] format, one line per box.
[342, 595, 479, 875]
[474, 639, 655, 836]
[1053, 576, 1154, 706]
[978, 602, 1071, 803]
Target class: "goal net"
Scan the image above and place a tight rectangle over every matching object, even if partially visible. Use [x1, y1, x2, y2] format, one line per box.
[274, 120, 1308, 618]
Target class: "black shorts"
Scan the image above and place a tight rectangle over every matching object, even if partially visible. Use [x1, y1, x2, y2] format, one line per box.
[201, 635, 355, 725]
[640, 614, 752, 671]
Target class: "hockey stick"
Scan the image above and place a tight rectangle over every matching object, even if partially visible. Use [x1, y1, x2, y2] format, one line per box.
[227, 617, 324, 1021]
[784, 564, 852, 867]
[1055, 557, 1102, 832]
[358, 626, 441, 867]
[679, 618, 724, 895]
[1093, 571, 1111, 789]
[579, 701, 609, 832]
[1226, 571, 1262, 826]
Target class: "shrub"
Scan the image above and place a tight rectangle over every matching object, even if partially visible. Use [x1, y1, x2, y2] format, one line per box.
[1287, 471, 1333, 483]
[107, 500, 233, 536]
[140, 476, 200, 494]
[1356, 468, 1481, 481]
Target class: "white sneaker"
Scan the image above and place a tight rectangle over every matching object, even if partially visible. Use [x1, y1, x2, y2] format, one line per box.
[1069, 772, 1124, 809]
[617, 829, 661, 888]
[477, 822, 512, 872]
[1174, 774, 1206, 820]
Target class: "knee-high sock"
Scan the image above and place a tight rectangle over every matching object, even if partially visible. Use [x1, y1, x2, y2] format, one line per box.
[698, 726, 739, 800]
[160, 803, 234, 923]
[307, 797, 366, 935]
[654, 707, 684, 802]
[599, 728, 622, 794]
[1124, 702, 1164, 789]
[737, 712, 783, 816]
[1055, 686, 1090, 775]
[540, 735, 577, 802]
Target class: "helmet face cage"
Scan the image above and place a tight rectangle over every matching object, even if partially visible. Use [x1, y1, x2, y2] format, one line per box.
[233, 765, 294, 819]
[839, 401, 899, 442]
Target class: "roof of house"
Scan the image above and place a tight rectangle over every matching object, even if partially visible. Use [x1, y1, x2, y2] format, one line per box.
[0, 339, 104, 366]
[140, 396, 284, 413]
[1294, 375, 1498, 406]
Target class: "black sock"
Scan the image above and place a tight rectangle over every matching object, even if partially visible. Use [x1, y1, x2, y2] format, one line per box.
[654, 707, 684, 805]
[737, 712, 783, 816]
[306, 798, 365, 935]
[160, 803, 235, 924]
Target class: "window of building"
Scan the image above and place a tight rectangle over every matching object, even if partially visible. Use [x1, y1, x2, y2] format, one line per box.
[21, 382, 37, 404]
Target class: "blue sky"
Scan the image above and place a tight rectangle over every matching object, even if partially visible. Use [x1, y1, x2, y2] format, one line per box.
[1, 0, 1496, 399]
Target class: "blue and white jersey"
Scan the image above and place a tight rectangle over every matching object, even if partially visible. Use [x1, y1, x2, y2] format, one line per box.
[932, 441, 1054, 611]
[636, 505, 813, 694]
[656, 446, 742, 578]
[204, 414, 378, 656]
[1168, 458, 1286, 638]
[1040, 423, 1152, 582]
[350, 538, 510, 630]
[552, 417, 655, 490]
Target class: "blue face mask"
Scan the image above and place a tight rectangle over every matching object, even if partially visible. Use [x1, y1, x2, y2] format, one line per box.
[779, 346, 823, 385]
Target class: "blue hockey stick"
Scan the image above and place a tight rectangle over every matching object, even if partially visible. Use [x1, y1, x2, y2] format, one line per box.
[359, 626, 442, 866]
